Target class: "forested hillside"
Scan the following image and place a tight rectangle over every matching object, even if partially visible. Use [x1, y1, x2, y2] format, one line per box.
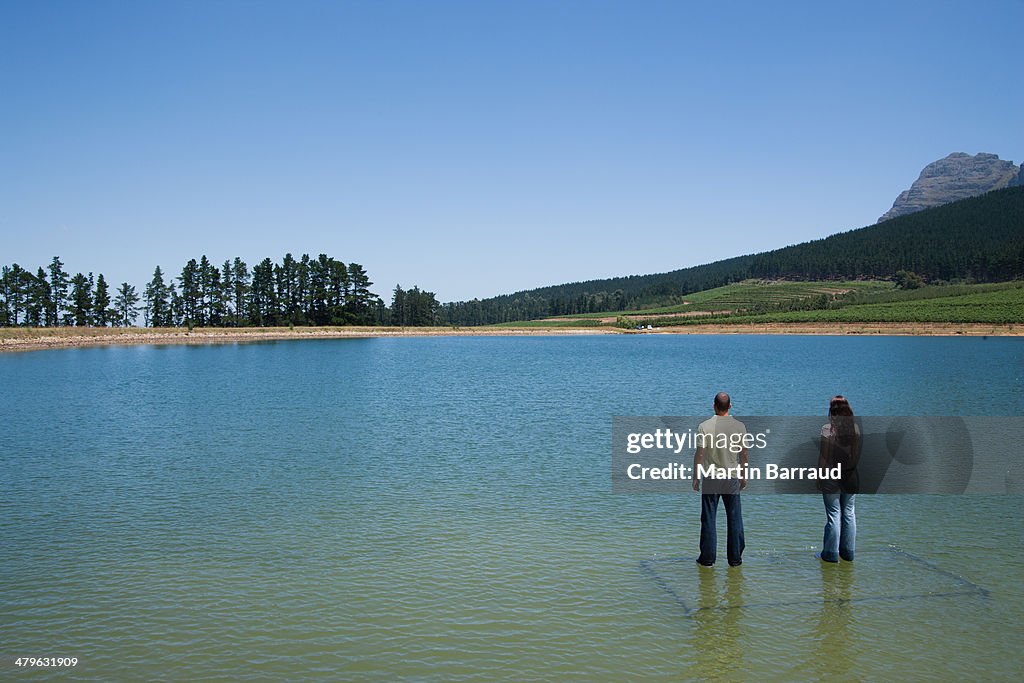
[441, 255, 754, 325]
[441, 186, 1024, 325]
[750, 186, 1023, 281]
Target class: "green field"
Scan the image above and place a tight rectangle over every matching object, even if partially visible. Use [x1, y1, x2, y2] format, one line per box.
[492, 280, 1024, 328]
[487, 319, 606, 329]
[641, 282, 1024, 326]
[546, 280, 892, 319]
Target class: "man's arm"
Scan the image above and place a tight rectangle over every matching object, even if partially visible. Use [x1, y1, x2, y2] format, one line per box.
[692, 446, 704, 492]
[739, 445, 749, 490]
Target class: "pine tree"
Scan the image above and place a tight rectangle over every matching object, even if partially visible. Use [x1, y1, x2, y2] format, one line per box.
[17, 267, 40, 326]
[169, 282, 184, 328]
[4, 265, 27, 325]
[93, 274, 113, 326]
[220, 260, 234, 326]
[206, 264, 222, 326]
[296, 254, 311, 325]
[30, 268, 50, 327]
[347, 263, 373, 324]
[69, 272, 93, 326]
[326, 258, 350, 323]
[279, 253, 299, 324]
[48, 256, 70, 326]
[0, 266, 10, 326]
[249, 258, 277, 326]
[232, 258, 250, 326]
[115, 282, 140, 327]
[144, 266, 170, 327]
[391, 285, 406, 326]
[179, 258, 201, 327]
[199, 255, 216, 325]
[309, 255, 330, 325]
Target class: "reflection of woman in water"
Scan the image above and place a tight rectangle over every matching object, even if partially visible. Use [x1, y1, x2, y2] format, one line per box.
[818, 396, 859, 562]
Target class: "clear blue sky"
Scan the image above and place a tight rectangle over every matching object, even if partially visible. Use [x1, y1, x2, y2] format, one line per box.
[2, 0, 1022, 302]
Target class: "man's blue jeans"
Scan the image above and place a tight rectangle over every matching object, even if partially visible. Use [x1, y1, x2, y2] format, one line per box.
[698, 494, 744, 566]
[821, 493, 856, 562]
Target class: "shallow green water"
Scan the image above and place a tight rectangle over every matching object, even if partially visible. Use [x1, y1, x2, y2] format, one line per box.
[1, 335, 1022, 681]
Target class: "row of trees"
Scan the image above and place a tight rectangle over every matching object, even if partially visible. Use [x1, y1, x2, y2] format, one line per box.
[390, 285, 441, 326]
[140, 254, 381, 328]
[0, 257, 140, 328]
[0, 253, 386, 328]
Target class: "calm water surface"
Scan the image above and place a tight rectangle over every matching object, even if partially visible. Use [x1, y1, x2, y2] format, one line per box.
[2, 335, 1022, 681]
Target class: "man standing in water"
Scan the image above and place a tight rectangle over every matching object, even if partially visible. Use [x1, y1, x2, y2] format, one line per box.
[692, 392, 748, 567]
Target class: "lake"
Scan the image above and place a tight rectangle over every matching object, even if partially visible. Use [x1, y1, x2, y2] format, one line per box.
[1, 335, 1022, 681]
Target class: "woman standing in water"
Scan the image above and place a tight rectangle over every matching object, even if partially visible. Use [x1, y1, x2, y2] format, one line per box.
[818, 395, 859, 562]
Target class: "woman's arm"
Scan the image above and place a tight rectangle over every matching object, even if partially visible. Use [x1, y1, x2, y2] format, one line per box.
[817, 435, 830, 491]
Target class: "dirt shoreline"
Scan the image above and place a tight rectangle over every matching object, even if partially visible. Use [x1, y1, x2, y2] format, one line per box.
[0, 326, 617, 352]
[0, 322, 1020, 352]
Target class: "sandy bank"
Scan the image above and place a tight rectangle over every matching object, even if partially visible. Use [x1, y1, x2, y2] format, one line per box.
[637, 322, 1022, 336]
[0, 325, 615, 352]
[0, 322, 1019, 352]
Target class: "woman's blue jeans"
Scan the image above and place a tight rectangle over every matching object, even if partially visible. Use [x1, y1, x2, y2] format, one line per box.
[821, 493, 856, 562]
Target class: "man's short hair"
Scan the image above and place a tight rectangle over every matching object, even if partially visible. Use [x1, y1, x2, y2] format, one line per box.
[714, 392, 731, 413]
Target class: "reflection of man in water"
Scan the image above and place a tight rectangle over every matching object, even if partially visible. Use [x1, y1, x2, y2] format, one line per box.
[691, 567, 746, 680]
[693, 392, 748, 567]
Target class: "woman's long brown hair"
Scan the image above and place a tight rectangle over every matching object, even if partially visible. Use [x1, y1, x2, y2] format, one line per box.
[829, 395, 856, 447]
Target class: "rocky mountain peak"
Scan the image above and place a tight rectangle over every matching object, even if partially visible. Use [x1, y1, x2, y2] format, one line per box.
[878, 152, 1023, 222]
